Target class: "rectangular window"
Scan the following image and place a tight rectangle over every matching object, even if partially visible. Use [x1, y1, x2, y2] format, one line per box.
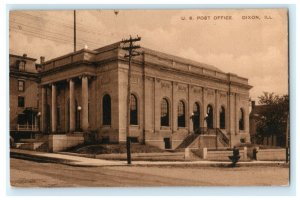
[18, 80, 25, 92]
[18, 61, 26, 71]
[18, 96, 25, 107]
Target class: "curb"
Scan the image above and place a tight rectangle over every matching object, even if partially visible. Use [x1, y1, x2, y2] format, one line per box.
[10, 151, 288, 168]
[10, 151, 126, 167]
[10, 151, 74, 165]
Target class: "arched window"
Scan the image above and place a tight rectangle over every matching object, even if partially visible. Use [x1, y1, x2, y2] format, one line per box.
[102, 94, 111, 125]
[178, 100, 186, 127]
[161, 98, 169, 126]
[239, 108, 245, 130]
[130, 94, 138, 125]
[206, 105, 214, 129]
[193, 103, 200, 116]
[220, 106, 225, 129]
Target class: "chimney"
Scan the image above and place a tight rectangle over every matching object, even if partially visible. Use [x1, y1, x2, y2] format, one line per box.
[23, 53, 27, 58]
[40, 56, 45, 64]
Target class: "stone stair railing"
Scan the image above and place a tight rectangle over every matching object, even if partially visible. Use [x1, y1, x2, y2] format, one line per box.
[176, 134, 199, 149]
[216, 128, 230, 147]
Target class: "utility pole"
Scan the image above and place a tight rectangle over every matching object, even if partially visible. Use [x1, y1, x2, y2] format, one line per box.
[74, 10, 76, 52]
[121, 35, 141, 165]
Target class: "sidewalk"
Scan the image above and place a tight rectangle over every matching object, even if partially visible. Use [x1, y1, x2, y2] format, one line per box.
[10, 148, 287, 167]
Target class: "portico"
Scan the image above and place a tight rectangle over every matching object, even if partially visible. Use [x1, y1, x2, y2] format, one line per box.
[40, 74, 91, 134]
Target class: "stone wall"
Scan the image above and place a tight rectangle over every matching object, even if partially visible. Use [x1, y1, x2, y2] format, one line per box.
[193, 147, 248, 161]
[116, 57, 251, 149]
[96, 62, 119, 143]
[256, 149, 286, 161]
[48, 134, 84, 152]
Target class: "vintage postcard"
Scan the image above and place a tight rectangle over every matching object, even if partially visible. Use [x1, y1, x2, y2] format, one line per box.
[9, 8, 289, 187]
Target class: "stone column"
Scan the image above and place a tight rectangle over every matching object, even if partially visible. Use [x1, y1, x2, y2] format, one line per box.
[202, 88, 207, 128]
[188, 85, 192, 133]
[214, 90, 219, 128]
[229, 92, 236, 134]
[69, 79, 75, 132]
[41, 86, 47, 133]
[51, 84, 57, 133]
[81, 75, 89, 131]
[235, 94, 239, 135]
[171, 81, 174, 132]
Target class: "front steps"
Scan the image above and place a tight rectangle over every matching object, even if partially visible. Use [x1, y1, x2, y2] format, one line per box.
[176, 129, 230, 150]
[15, 141, 47, 151]
[14, 137, 49, 152]
[13, 133, 84, 152]
[176, 134, 200, 149]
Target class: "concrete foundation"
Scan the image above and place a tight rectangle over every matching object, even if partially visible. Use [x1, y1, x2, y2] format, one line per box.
[47, 134, 84, 152]
[256, 148, 286, 161]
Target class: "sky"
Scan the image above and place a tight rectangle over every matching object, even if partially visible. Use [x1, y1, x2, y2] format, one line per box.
[9, 9, 288, 101]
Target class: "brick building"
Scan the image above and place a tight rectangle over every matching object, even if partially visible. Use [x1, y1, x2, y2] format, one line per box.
[35, 42, 252, 150]
[9, 54, 41, 140]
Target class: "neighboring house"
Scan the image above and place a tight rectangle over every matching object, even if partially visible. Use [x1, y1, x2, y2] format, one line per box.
[9, 54, 41, 141]
[250, 101, 287, 147]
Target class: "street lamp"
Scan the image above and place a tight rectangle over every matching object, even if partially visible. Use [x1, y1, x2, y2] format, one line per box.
[77, 106, 82, 131]
[190, 112, 196, 134]
[37, 112, 41, 133]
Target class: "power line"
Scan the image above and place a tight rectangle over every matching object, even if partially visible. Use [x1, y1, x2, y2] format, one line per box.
[10, 20, 102, 47]
[10, 28, 96, 49]
[10, 10, 122, 55]
[10, 21, 101, 48]
[12, 11, 114, 38]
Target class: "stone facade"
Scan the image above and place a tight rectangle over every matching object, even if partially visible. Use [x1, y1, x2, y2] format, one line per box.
[12, 42, 252, 149]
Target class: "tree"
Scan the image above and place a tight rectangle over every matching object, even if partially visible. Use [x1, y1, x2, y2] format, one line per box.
[255, 92, 289, 146]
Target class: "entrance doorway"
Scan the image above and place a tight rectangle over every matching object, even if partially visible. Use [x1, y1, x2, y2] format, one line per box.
[206, 105, 213, 129]
[193, 102, 200, 133]
[164, 138, 171, 149]
[220, 106, 225, 129]
[46, 104, 50, 133]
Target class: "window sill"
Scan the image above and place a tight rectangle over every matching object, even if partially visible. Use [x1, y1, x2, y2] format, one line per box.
[160, 126, 171, 130]
[130, 125, 140, 129]
[177, 127, 187, 130]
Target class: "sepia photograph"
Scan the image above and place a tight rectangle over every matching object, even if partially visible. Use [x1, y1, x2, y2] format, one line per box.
[8, 8, 290, 188]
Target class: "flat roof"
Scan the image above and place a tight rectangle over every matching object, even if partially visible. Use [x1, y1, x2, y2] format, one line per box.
[9, 54, 37, 61]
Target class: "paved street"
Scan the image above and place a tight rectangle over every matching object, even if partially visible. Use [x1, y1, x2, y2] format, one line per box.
[10, 158, 289, 187]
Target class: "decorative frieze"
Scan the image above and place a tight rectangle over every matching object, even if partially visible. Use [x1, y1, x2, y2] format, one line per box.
[131, 77, 139, 84]
[177, 84, 187, 92]
[207, 88, 214, 96]
[193, 87, 202, 93]
[101, 76, 110, 84]
[219, 91, 227, 98]
[161, 81, 171, 89]
[240, 94, 249, 101]
[146, 76, 154, 81]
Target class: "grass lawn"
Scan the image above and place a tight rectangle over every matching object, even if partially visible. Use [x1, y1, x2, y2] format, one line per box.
[67, 143, 166, 155]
